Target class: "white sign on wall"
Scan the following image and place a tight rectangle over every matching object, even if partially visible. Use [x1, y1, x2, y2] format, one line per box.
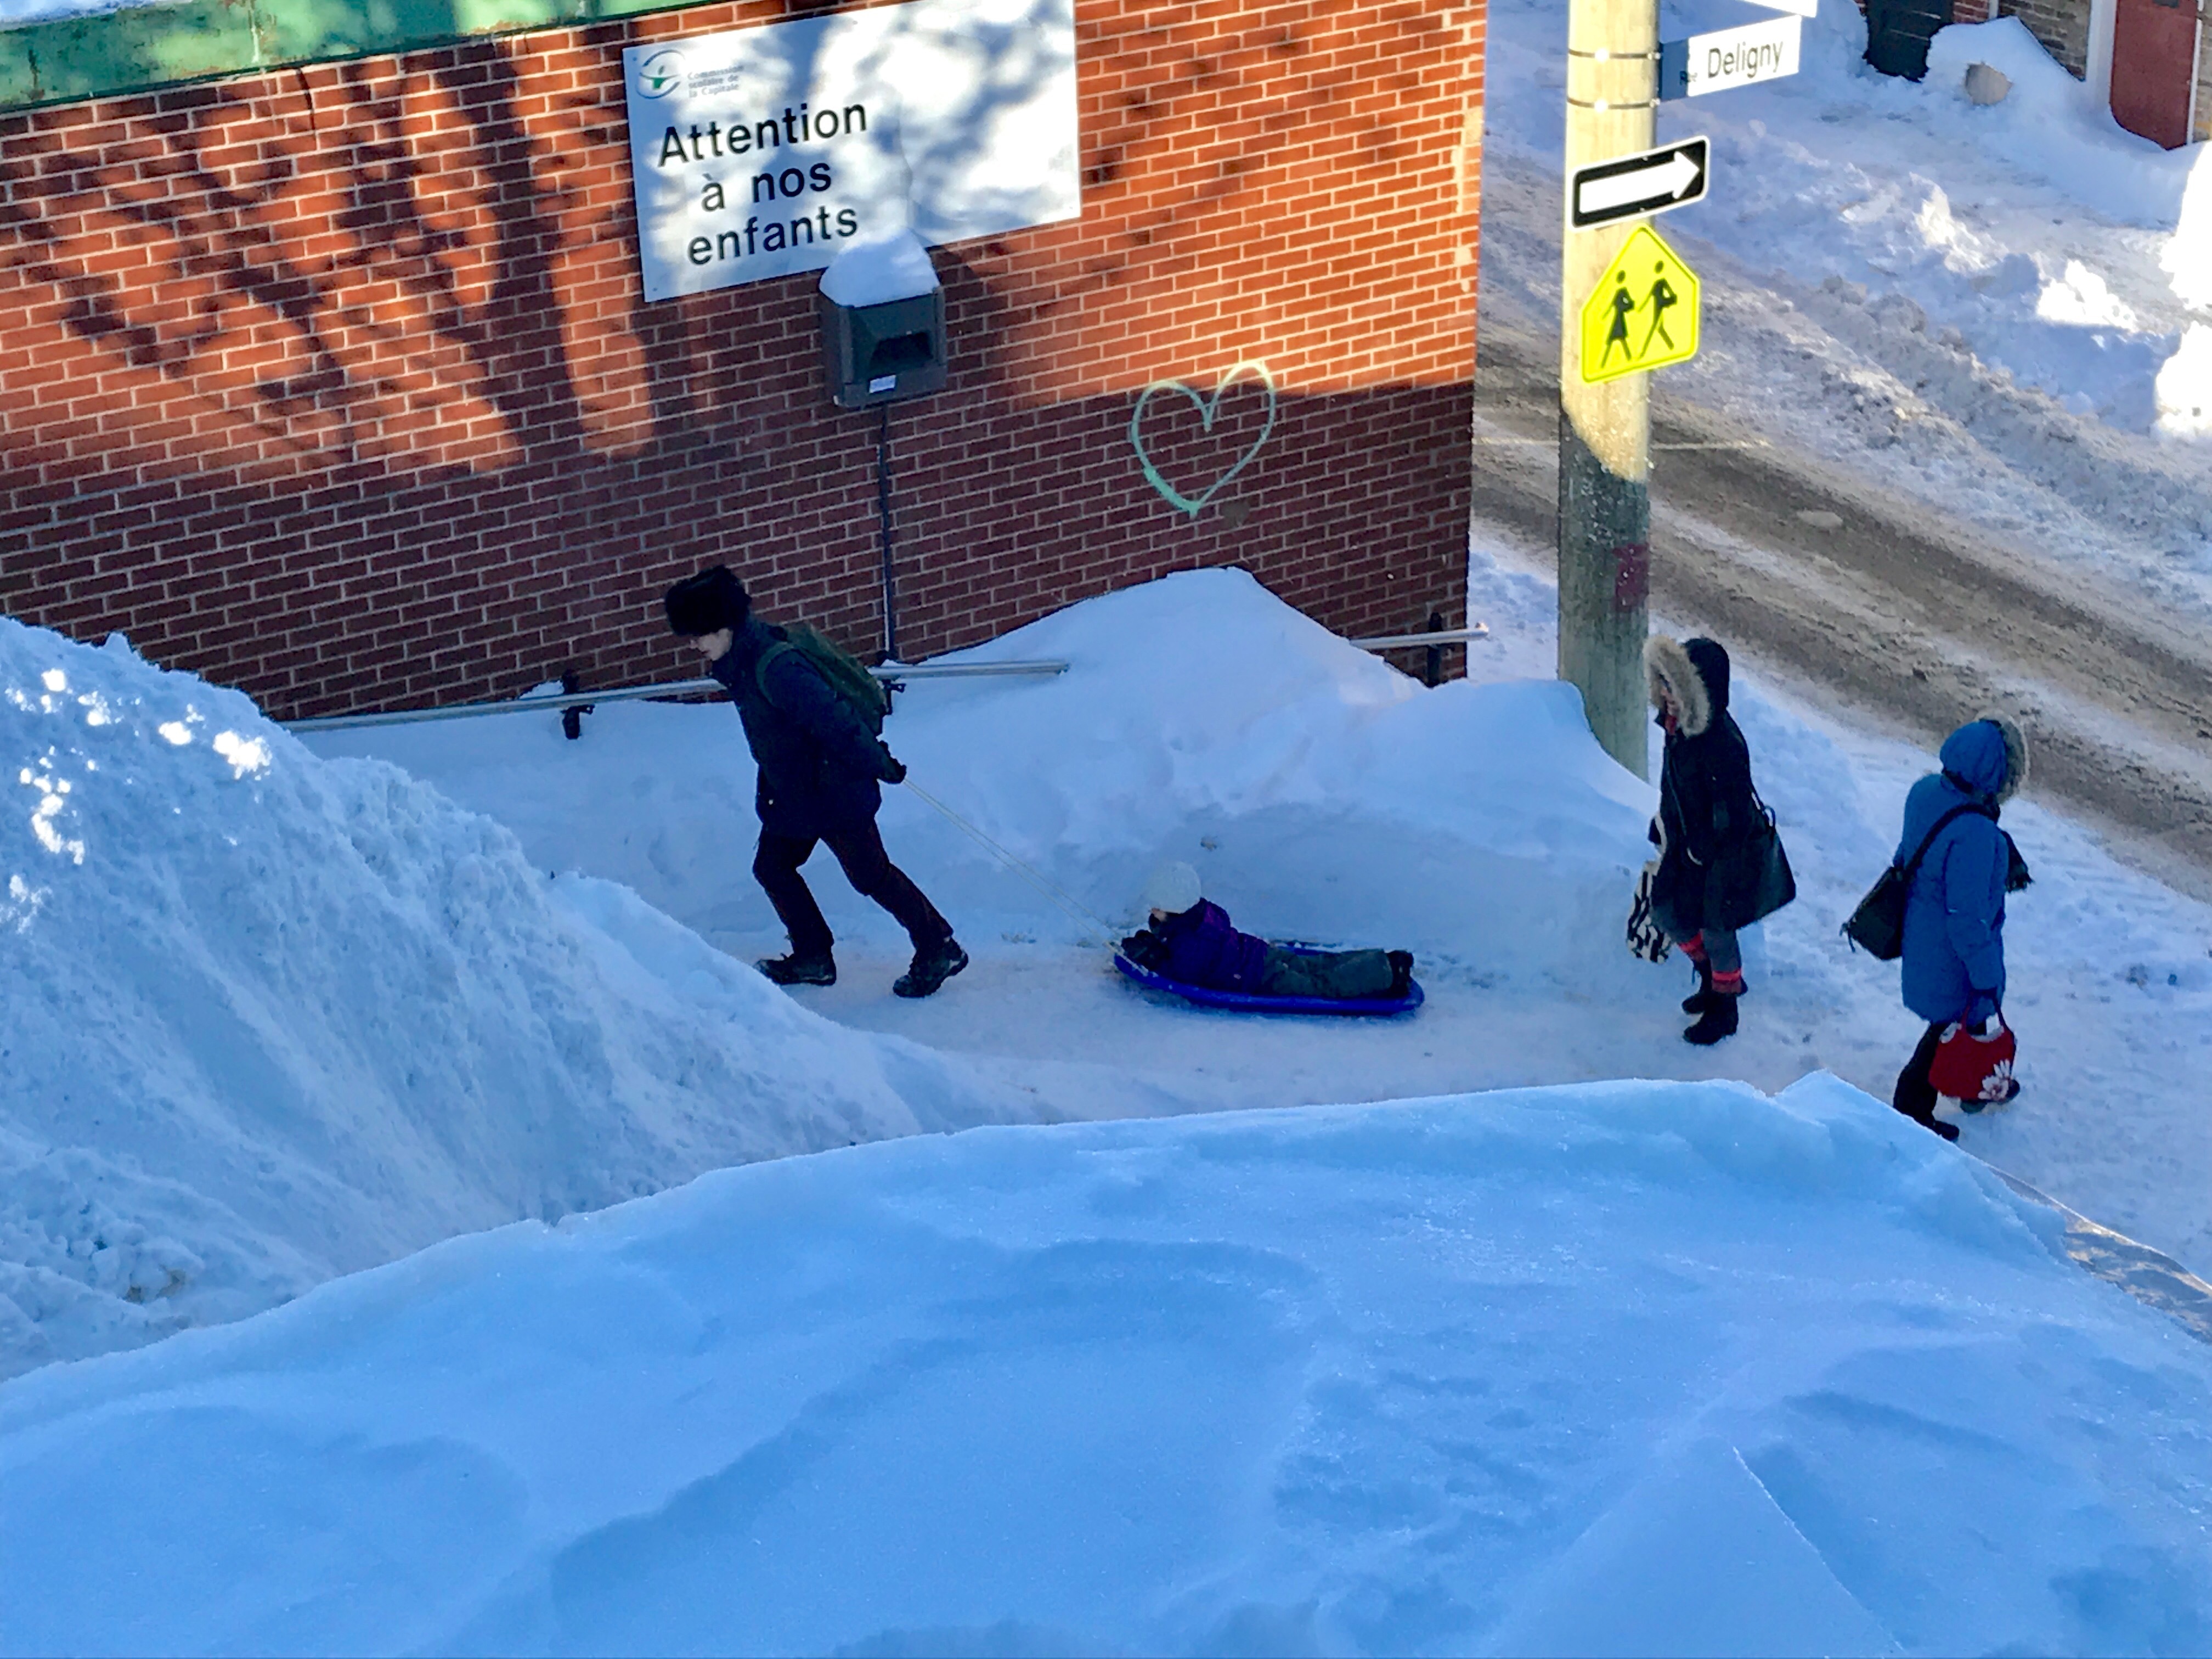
[623, 0, 1079, 302]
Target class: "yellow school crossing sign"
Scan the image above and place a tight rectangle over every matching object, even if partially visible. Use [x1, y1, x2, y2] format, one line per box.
[1579, 225, 1701, 384]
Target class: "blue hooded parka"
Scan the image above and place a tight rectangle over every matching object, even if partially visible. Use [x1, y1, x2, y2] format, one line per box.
[1897, 720, 2022, 1026]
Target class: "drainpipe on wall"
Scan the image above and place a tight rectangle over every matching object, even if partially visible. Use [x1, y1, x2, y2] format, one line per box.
[2190, 5, 2204, 144]
[2085, 0, 2117, 112]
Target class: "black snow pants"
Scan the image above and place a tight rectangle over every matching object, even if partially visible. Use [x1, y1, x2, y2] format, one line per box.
[754, 817, 952, 961]
[1892, 1021, 1947, 1125]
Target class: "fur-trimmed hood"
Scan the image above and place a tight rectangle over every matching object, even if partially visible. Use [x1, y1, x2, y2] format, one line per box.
[1941, 715, 2029, 805]
[1644, 634, 1730, 738]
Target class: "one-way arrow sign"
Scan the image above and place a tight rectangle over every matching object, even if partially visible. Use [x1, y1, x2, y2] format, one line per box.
[1568, 137, 1711, 231]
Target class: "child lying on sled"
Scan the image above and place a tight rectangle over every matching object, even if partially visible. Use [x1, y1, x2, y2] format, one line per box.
[1119, 862, 1414, 1001]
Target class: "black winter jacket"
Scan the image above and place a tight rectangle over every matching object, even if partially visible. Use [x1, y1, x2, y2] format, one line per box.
[708, 617, 897, 834]
[1650, 637, 1757, 928]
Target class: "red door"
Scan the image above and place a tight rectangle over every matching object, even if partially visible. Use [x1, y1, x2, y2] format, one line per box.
[2110, 0, 2201, 151]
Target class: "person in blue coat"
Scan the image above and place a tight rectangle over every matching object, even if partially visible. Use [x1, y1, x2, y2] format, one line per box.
[1891, 716, 2029, 1139]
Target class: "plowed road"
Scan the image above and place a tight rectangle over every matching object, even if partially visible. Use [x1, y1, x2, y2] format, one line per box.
[1470, 324, 2212, 897]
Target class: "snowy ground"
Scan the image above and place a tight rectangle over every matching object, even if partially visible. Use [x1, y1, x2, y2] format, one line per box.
[309, 567, 2212, 1283]
[7, 4, 2212, 1647]
[10, 557, 2212, 1657]
[7, 1073, 2212, 1657]
[1483, 1, 2212, 628]
[0, 613, 1238, 1381]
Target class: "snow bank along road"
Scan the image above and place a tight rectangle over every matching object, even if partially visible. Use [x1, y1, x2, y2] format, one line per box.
[1468, 313, 2212, 894]
[1476, 1, 2212, 897]
[7, 1076, 2212, 1657]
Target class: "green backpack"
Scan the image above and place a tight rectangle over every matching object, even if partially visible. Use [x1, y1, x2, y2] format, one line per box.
[755, 623, 892, 736]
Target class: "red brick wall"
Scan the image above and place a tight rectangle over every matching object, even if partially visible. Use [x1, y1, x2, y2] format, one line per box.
[0, 0, 1483, 718]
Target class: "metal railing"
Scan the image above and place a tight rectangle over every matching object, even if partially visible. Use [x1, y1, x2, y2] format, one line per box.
[284, 625, 1491, 735]
[1347, 625, 1490, 651]
[284, 659, 1071, 734]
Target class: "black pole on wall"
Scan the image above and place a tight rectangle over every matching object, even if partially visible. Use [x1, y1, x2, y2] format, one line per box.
[877, 402, 899, 663]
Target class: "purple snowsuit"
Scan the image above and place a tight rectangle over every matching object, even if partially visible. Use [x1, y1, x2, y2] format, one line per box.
[1152, 900, 1273, 994]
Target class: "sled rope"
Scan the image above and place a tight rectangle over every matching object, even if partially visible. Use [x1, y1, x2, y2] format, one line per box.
[901, 780, 1119, 947]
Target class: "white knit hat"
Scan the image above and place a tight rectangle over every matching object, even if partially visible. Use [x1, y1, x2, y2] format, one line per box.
[1142, 860, 1203, 916]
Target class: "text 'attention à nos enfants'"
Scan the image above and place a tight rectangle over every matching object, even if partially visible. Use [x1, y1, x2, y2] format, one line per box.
[655, 101, 877, 269]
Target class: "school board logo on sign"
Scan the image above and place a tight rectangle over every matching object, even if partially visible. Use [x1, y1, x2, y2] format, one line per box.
[623, 0, 1080, 303]
[637, 50, 685, 98]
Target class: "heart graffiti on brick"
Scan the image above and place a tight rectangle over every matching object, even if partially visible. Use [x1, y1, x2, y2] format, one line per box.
[1126, 362, 1278, 517]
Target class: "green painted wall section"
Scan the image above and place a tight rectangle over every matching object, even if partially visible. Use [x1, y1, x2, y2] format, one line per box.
[0, 0, 703, 114]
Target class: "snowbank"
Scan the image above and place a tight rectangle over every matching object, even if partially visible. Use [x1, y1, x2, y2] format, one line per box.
[1482, 0, 2212, 641]
[316, 563, 2212, 1276]
[1922, 19, 2202, 230]
[0, 619, 1070, 1380]
[318, 568, 1656, 976]
[4, 1072, 2208, 1656]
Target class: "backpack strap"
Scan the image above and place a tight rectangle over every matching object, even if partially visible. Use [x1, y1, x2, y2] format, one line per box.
[752, 635, 800, 709]
[1899, 803, 1995, 881]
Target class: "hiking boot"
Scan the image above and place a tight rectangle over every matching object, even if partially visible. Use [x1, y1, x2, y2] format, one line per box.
[1893, 1101, 1962, 1141]
[894, 939, 968, 999]
[757, 952, 836, 987]
[1387, 950, 1414, 998]
[1683, 961, 1717, 1015]
[1683, 994, 1739, 1046]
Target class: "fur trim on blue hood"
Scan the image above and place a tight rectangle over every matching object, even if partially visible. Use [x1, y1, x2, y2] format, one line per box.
[1940, 716, 2028, 805]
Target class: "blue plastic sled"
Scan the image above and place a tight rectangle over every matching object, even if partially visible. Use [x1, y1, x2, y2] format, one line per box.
[1112, 949, 1425, 1017]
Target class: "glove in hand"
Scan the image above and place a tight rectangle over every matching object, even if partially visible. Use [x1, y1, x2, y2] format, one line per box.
[1121, 928, 1166, 968]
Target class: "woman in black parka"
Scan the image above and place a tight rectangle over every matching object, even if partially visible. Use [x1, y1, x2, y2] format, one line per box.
[1646, 635, 1762, 1045]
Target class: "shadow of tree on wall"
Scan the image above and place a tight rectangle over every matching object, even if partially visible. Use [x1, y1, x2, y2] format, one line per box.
[0, 0, 1476, 718]
[0, 37, 620, 482]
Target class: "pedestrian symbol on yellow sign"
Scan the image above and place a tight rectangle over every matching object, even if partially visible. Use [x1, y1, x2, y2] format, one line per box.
[1579, 224, 1701, 384]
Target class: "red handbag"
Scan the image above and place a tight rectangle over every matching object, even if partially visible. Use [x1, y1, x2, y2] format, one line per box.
[1930, 1015, 2019, 1105]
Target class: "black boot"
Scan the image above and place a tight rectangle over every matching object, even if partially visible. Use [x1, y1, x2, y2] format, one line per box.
[1894, 1102, 1962, 1141]
[1683, 992, 1739, 1046]
[1387, 950, 1414, 997]
[1682, 960, 1717, 1015]
[894, 939, 968, 999]
[758, 952, 836, 987]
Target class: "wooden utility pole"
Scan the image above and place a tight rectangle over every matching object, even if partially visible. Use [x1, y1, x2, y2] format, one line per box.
[1559, 0, 1660, 778]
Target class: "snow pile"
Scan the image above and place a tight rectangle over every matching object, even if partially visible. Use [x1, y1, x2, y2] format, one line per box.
[320, 569, 1655, 978]
[0, 573, 1680, 1384]
[1921, 19, 2202, 229]
[0, 618, 1071, 1380]
[820, 224, 941, 307]
[1638, 2, 2205, 436]
[2157, 323, 2212, 436]
[5, 1073, 2209, 1656]
[318, 563, 2212, 1277]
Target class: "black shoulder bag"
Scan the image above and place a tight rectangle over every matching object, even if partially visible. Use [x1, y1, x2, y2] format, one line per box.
[1706, 791, 1797, 930]
[1841, 803, 1993, 960]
